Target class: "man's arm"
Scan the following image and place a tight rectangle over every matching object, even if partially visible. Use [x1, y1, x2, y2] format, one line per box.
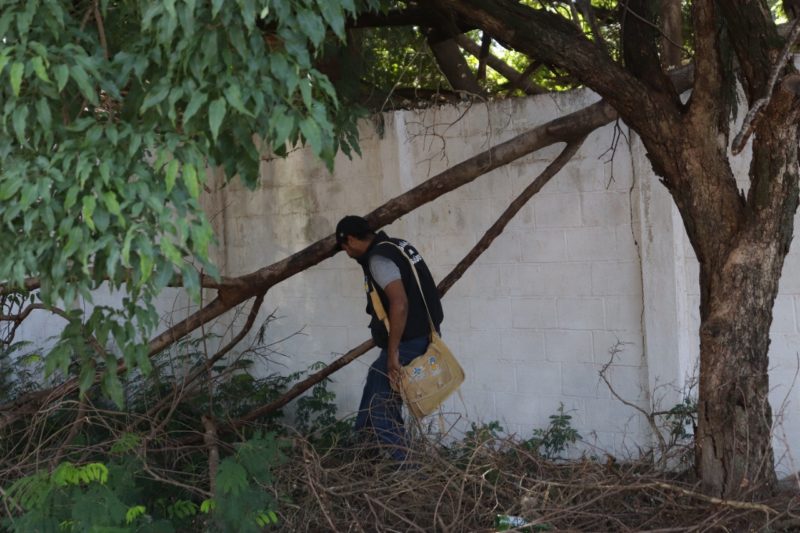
[383, 279, 408, 388]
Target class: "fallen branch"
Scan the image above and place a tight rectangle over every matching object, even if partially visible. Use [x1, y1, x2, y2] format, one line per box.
[1, 65, 696, 427]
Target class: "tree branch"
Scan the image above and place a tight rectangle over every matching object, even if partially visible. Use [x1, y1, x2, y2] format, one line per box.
[731, 18, 800, 155]
[426, 29, 484, 95]
[455, 34, 546, 95]
[432, 0, 680, 145]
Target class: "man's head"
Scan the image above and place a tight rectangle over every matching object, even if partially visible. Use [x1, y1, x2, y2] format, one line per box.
[336, 215, 375, 258]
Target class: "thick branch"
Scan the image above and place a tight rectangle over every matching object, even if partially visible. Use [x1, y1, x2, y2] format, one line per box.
[427, 29, 484, 95]
[622, 0, 675, 99]
[455, 34, 546, 95]
[717, 2, 786, 101]
[432, 0, 680, 145]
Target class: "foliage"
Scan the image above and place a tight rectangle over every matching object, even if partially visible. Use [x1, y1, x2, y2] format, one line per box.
[0, 0, 379, 404]
[662, 396, 697, 445]
[2, 434, 286, 533]
[0, 315, 350, 532]
[523, 403, 581, 459]
[294, 360, 354, 447]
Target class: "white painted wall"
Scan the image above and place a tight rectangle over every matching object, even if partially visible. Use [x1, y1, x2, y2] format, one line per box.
[207, 90, 652, 456]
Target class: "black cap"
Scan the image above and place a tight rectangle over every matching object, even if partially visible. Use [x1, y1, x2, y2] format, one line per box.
[335, 215, 372, 248]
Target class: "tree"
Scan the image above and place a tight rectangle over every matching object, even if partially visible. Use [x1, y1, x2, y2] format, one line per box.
[0, 0, 374, 404]
[426, 0, 799, 497]
[2, 0, 798, 500]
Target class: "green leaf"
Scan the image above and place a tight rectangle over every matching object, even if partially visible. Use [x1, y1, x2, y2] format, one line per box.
[299, 117, 322, 155]
[53, 64, 68, 92]
[35, 97, 52, 129]
[103, 369, 125, 408]
[159, 239, 182, 264]
[211, 0, 224, 18]
[102, 191, 122, 217]
[125, 505, 146, 525]
[69, 64, 98, 105]
[0, 54, 10, 77]
[82, 195, 96, 231]
[12, 105, 28, 144]
[165, 159, 179, 193]
[216, 459, 248, 495]
[182, 91, 206, 125]
[182, 163, 199, 197]
[296, 9, 325, 47]
[140, 84, 170, 113]
[317, 0, 346, 40]
[10, 62, 24, 96]
[31, 56, 50, 83]
[200, 499, 216, 514]
[78, 360, 95, 395]
[208, 97, 226, 140]
[224, 84, 252, 117]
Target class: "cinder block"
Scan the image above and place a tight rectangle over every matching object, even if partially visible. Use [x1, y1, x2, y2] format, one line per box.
[458, 330, 502, 362]
[481, 231, 522, 264]
[565, 226, 618, 261]
[533, 193, 582, 228]
[468, 356, 517, 393]
[511, 298, 558, 329]
[520, 230, 568, 263]
[545, 330, 594, 363]
[581, 193, 632, 226]
[442, 297, 471, 331]
[561, 363, 609, 398]
[469, 297, 513, 330]
[584, 398, 649, 434]
[515, 361, 562, 395]
[591, 262, 642, 296]
[603, 365, 647, 403]
[494, 392, 542, 426]
[604, 295, 642, 332]
[502, 329, 547, 361]
[615, 224, 640, 260]
[526, 263, 593, 297]
[557, 297, 605, 330]
[464, 265, 503, 297]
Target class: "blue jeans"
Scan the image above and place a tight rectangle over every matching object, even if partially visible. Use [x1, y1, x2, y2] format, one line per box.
[354, 335, 429, 461]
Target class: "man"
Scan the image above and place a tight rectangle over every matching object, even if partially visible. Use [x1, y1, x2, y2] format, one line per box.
[336, 215, 443, 461]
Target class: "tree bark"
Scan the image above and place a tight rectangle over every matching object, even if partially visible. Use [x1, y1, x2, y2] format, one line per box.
[661, 0, 683, 69]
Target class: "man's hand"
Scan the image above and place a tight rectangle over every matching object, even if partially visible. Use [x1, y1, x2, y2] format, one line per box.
[388, 349, 402, 391]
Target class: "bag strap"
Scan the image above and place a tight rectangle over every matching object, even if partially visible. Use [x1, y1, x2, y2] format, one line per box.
[368, 282, 391, 332]
[376, 242, 438, 334]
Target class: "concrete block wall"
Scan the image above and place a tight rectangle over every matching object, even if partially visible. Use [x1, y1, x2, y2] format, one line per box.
[206, 89, 652, 456]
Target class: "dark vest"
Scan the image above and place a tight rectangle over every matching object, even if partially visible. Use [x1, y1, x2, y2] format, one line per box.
[358, 232, 444, 348]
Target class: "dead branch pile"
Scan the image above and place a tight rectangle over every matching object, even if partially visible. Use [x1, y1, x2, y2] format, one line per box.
[3, 390, 800, 532]
[276, 434, 800, 532]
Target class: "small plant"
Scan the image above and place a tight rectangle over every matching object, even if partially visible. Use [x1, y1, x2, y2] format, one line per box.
[662, 396, 697, 445]
[524, 403, 581, 459]
[464, 420, 505, 447]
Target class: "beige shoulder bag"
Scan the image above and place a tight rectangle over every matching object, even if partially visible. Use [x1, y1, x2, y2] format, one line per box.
[368, 244, 465, 418]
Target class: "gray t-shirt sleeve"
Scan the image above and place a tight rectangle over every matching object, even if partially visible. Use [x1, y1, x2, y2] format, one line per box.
[369, 255, 402, 289]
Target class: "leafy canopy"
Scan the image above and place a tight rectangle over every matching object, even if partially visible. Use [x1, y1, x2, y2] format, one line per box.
[0, 0, 376, 404]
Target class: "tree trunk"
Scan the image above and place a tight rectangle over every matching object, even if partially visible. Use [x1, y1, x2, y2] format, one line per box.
[697, 247, 780, 497]
[687, 107, 800, 498]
